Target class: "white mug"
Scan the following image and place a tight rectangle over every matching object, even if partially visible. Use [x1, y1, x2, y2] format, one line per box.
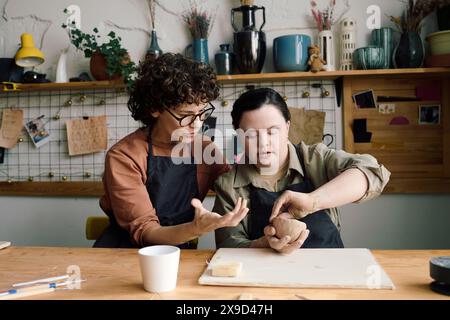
[138, 245, 180, 293]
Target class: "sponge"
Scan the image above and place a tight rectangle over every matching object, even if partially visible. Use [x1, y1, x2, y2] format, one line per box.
[211, 261, 243, 277]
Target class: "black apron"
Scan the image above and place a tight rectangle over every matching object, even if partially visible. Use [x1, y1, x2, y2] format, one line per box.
[248, 145, 344, 248]
[94, 129, 199, 249]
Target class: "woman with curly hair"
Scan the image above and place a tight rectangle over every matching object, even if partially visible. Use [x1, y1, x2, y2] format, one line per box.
[95, 53, 248, 248]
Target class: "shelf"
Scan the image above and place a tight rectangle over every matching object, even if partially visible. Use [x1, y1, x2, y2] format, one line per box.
[0, 182, 104, 197]
[216, 67, 450, 83]
[0, 181, 217, 197]
[2, 68, 450, 93]
[1, 80, 126, 93]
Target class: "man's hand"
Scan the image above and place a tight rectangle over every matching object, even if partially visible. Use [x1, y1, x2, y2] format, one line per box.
[270, 191, 318, 221]
[263, 221, 310, 255]
[190, 197, 249, 236]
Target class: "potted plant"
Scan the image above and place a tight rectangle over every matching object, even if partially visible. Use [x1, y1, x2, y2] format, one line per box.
[389, 0, 449, 68]
[62, 20, 136, 86]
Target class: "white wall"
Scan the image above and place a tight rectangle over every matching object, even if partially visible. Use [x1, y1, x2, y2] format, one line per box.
[0, 0, 448, 249]
[1, 194, 449, 249]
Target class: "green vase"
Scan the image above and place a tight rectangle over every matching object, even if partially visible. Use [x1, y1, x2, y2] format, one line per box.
[354, 46, 385, 70]
[372, 27, 393, 69]
[394, 32, 424, 68]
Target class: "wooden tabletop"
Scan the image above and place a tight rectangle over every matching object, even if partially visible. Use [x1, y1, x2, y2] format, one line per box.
[0, 247, 449, 300]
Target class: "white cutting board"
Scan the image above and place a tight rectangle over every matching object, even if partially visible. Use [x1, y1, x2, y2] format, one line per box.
[199, 248, 395, 289]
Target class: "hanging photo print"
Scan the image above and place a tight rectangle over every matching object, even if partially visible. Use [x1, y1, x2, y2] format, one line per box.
[25, 115, 51, 148]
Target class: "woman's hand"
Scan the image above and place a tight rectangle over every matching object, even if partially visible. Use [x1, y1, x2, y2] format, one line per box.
[190, 197, 249, 236]
[270, 191, 318, 221]
[263, 223, 310, 254]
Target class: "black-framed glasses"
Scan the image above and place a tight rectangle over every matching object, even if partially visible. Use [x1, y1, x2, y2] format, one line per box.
[166, 103, 216, 127]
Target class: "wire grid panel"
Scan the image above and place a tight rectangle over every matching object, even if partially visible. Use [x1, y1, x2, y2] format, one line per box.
[0, 80, 342, 182]
[0, 88, 139, 182]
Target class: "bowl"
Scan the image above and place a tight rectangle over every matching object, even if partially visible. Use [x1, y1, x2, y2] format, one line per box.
[426, 30, 450, 56]
[273, 34, 312, 72]
[354, 46, 385, 70]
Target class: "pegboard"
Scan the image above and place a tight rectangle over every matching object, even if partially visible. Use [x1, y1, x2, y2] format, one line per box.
[0, 80, 341, 195]
[0, 88, 137, 183]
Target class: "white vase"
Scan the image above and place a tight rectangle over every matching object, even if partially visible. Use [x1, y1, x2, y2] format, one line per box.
[56, 48, 69, 83]
[340, 18, 357, 71]
[318, 30, 336, 71]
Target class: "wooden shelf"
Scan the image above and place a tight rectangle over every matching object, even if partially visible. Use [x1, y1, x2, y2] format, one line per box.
[2, 68, 450, 92]
[216, 67, 450, 83]
[385, 178, 450, 194]
[0, 182, 104, 197]
[0, 181, 217, 197]
[1, 80, 126, 93]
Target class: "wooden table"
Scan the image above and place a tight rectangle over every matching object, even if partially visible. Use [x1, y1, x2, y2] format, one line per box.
[0, 247, 449, 300]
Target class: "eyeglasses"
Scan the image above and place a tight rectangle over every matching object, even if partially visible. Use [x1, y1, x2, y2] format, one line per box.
[166, 102, 216, 127]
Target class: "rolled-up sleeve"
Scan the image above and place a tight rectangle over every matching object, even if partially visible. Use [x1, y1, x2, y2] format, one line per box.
[213, 175, 252, 248]
[304, 143, 391, 203]
[103, 148, 160, 246]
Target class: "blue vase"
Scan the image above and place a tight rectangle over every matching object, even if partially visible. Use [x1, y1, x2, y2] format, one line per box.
[273, 34, 311, 72]
[186, 39, 209, 64]
[372, 28, 393, 69]
[215, 44, 236, 75]
[146, 29, 163, 60]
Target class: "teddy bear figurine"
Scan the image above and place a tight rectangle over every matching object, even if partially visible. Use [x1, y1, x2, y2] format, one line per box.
[308, 45, 327, 73]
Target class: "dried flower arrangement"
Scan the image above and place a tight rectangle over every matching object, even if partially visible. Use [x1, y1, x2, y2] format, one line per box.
[389, 0, 450, 32]
[146, 0, 157, 30]
[311, 0, 337, 31]
[182, 1, 215, 40]
[240, 0, 255, 6]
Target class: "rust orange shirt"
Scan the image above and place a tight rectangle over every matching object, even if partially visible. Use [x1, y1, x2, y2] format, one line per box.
[99, 127, 231, 246]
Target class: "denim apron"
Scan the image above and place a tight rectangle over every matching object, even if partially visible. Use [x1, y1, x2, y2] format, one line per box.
[248, 145, 344, 248]
[94, 130, 199, 249]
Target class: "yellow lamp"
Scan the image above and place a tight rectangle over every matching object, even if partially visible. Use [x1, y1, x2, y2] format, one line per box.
[15, 33, 45, 67]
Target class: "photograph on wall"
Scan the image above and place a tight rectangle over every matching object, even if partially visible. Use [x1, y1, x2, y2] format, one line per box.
[353, 90, 377, 109]
[419, 105, 441, 125]
[25, 115, 51, 148]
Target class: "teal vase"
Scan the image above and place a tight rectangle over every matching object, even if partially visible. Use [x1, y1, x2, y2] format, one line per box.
[372, 27, 393, 69]
[146, 29, 163, 60]
[185, 39, 209, 64]
[215, 44, 236, 75]
[354, 46, 385, 70]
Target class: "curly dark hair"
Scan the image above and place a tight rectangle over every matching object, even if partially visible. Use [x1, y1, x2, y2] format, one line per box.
[128, 53, 219, 127]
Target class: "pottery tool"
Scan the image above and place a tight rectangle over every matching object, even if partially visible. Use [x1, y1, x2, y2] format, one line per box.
[12, 274, 69, 287]
[0, 279, 85, 300]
